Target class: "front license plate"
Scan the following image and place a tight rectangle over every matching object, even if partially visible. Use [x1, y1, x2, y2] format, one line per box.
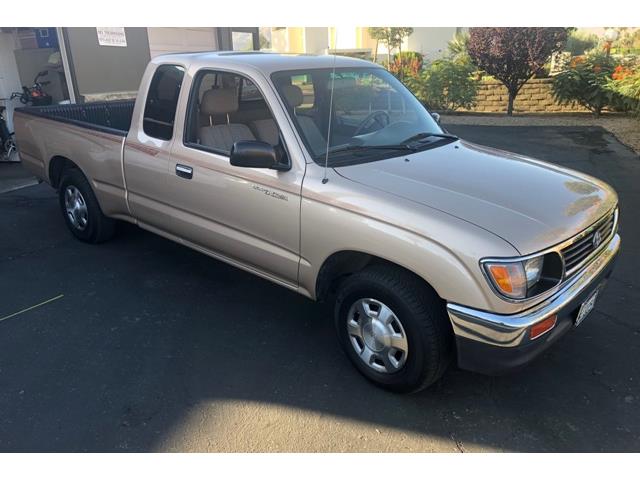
[575, 289, 599, 326]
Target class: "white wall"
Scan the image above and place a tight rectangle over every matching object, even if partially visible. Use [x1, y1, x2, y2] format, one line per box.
[305, 28, 329, 54]
[405, 27, 459, 61]
[0, 32, 22, 131]
[147, 28, 217, 58]
[373, 27, 460, 62]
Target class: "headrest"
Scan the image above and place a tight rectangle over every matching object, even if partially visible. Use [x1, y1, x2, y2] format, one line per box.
[200, 88, 238, 115]
[281, 84, 303, 108]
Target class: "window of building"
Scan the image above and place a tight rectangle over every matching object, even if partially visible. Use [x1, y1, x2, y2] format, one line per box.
[143, 64, 185, 140]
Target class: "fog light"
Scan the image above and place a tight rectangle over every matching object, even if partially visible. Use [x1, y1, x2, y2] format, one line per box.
[530, 314, 557, 340]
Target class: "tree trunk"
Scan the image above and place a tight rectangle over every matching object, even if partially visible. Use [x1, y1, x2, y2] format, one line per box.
[373, 39, 379, 64]
[507, 90, 516, 115]
[398, 43, 403, 80]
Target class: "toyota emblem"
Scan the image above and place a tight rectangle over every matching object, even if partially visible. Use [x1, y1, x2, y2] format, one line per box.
[592, 230, 602, 249]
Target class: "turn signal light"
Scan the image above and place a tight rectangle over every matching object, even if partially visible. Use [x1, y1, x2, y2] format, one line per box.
[530, 314, 558, 340]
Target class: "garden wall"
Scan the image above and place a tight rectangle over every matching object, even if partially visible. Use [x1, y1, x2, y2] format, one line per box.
[468, 78, 587, 113]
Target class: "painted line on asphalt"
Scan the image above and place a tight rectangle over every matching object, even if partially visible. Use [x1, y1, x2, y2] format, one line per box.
[0, 294, 64, 323]
[0, 178, 40, 195]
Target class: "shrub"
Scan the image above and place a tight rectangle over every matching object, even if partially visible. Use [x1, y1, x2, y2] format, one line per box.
[447, 32, 470, 63]
[608, 66, 640, 114]
[552, 51, 623, 116]
[388, 51, 424, 80]
[407, 58, 479, 111]
[564, 30, 599, 56]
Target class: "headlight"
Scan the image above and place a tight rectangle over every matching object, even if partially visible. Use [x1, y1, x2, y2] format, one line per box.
[482, 252, 563, 300]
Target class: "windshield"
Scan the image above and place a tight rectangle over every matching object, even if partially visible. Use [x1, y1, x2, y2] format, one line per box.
[271, 66, 446, 166]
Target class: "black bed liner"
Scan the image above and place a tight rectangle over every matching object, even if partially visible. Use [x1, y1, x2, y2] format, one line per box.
[15, 100, 135, 137]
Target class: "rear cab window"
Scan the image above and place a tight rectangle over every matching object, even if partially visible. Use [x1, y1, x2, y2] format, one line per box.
[143, 64, 185, 140]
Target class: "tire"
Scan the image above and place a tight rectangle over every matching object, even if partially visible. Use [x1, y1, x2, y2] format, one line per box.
[58, 167, 116, 243]
[334, 265, 453, 393]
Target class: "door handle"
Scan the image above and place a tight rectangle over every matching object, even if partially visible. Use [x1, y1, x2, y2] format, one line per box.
[175, 164, 193, 179]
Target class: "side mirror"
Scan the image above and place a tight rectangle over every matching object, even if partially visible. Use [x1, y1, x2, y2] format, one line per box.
[230, 141, 289, 170]
[431, 112, 441, 124]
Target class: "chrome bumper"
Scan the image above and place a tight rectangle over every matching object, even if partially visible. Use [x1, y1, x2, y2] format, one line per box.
[447, 233, 621, 350]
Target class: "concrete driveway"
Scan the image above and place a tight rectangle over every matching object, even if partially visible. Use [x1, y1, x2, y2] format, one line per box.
[0, 125, 638, 452]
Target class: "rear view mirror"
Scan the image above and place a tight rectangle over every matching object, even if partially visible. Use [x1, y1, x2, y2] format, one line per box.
[230, 141, 289, 171]
[431, 112, 441, 124]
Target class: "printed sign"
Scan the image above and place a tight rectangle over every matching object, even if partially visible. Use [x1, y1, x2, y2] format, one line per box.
[96, 27, 127, 47]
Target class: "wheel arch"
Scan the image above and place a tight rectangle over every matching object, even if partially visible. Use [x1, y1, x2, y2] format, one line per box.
[48, 155, 84, 189]
[314, 250, 442, 302]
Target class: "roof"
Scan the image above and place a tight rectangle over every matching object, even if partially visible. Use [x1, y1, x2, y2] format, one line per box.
[150, 51, 380, 75]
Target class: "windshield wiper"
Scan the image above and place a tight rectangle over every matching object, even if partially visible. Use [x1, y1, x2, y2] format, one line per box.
[321, 143, 418, 158]
[402, 132, 459, 143]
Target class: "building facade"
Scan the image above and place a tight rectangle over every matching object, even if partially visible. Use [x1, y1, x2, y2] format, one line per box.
[263, 27, 463, 61]
[0, 27, 261, 130]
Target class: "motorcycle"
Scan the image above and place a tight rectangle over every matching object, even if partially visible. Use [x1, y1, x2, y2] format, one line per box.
[12, 70, 53, 106]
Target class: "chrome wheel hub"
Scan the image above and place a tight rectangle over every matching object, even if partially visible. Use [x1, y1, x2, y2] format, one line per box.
[346, 298, 408, 374]
[64, 185, 88, 231]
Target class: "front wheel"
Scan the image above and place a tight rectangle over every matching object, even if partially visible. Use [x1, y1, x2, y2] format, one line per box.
[334, 265, 453, 393]
[58, 168, 116, 243]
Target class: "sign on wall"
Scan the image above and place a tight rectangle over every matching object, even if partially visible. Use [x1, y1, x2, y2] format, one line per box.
[96, 27, 127, 47]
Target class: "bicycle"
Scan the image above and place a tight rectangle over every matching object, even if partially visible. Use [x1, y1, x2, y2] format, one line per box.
[0, 101, 18, 163]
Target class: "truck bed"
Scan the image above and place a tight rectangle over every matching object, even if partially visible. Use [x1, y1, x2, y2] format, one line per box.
[15, 100, 135, 137]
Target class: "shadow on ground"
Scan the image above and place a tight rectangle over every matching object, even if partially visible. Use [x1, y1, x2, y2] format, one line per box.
[0, 125, 638, 452]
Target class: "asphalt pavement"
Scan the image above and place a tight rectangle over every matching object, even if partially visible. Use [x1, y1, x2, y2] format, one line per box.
[0, 125, 638, 452]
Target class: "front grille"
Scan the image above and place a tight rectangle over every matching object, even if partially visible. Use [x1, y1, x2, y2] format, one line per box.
[561, 210, 616, 276]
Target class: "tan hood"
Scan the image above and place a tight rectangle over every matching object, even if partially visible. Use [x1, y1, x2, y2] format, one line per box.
[334, 140, 618, 255]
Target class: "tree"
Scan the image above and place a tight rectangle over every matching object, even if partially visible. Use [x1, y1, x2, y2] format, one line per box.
[368, 27, 414, 75]
[467, 28, 568, 115]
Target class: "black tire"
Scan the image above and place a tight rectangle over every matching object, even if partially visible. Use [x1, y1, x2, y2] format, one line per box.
[334, 265, 453, 393]
[58, 167, 116, 243]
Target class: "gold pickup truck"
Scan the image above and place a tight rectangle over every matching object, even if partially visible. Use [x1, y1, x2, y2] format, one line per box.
[14, 52, 620, 392]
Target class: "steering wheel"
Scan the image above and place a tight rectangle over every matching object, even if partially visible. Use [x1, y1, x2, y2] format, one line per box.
[353, 110, 390, 136]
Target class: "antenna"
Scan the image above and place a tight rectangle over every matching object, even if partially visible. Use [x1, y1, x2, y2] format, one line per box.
[322, 32, 338, 185]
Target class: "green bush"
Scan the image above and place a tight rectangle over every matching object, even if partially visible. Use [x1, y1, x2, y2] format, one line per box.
[564, 31, 599, 56]
[447, 32, 470, 62]
[406, 58, 479, 111]
[552, 52, 622, 116]
[608, 66, 640, 114]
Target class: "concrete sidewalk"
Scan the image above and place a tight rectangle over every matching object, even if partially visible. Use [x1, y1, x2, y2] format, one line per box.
[0, 162, 38, 194]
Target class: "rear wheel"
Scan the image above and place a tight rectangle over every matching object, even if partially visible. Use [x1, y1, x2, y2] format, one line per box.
[3, 136, 18, 162]
[334, 265, 453, 393]
[58, 168, 116, 243]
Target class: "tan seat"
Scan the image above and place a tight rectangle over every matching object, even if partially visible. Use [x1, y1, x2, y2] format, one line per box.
[251, 118, 280, 145]
[282, 85, 326, 156]
[254, 84, 326, 156]
[198, 88, 255, 152]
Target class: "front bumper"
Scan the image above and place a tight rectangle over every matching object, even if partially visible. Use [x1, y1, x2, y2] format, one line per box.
[447, 233, 620, 375]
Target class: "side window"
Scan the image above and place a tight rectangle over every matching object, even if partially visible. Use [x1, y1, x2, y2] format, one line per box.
[143, 64, 185, 140]
[239, 78, 261, 102]
[184, 70, 281, 155]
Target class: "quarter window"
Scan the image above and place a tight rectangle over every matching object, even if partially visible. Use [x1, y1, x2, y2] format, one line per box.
[143, 64, 185, 140]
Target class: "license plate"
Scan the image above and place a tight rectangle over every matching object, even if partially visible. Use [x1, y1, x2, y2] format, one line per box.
[575, 289, 599, 326]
